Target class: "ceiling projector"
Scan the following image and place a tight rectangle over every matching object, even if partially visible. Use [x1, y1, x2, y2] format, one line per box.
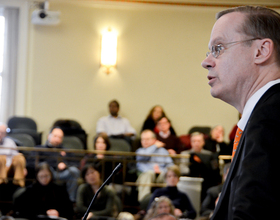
[31, 9, 60, 25]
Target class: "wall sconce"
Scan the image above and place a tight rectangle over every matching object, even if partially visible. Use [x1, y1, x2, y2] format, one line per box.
[101, 28, 117, 74]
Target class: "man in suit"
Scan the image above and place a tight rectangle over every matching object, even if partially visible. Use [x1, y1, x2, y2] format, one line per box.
[201, 6, 280, 219]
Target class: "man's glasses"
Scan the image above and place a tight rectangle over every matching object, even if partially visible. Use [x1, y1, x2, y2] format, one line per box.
[206, 38, 261, 58]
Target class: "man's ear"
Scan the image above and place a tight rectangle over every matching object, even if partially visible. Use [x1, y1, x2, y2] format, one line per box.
[254, 38, 274, 64]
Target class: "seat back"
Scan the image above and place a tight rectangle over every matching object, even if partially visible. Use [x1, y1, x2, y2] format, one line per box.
[53, 119, 87, 149]
[62, 136, 84, 150]
[7, 116, 37, 131]
[108, 138, 131, 152]
[188, 126, 211, 136]
[7, 133, 35, 147]
[7, 116, 42, 145]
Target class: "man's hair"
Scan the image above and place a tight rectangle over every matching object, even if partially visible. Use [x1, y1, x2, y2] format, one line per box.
[49, 126, 64, 135]
[190, 131, 204, 139]
[109, 99, 120, 108]
[216, 6, 280, 66]
[157, 116, 171, 124]
[165, 164, 181, 178]
[141, 129, 156, 139]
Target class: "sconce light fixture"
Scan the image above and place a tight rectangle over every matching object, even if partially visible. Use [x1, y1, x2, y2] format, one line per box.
[101, 28, 117, 74]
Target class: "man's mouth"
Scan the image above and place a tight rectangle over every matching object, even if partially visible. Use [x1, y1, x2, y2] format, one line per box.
[207, 75, 216, 85]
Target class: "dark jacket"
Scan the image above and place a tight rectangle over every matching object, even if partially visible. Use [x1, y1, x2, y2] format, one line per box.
[211, 83, 280, 219]
[13, 181, 74, 219]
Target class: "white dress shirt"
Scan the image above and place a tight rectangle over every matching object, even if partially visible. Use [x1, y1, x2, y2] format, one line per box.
[238, 79, 280, 131]
[96, 115, 136, 136]
[0, 137, 18, 167]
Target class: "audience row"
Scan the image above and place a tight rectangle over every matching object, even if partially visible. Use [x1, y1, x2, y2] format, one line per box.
[0, 120, 231, 219]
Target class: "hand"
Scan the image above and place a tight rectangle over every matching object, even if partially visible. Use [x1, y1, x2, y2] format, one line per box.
[167, 149, 176, 155]
[58, 162, 67, 170]
[86, 212, 94, 220]
[155, 140, 165, 148]
[124, 133, 134, 137]
[174, 208, 183, 217]
[60, 151, 66, 157]
[46, 209, 59, 217]
[153, 164, 161, 174]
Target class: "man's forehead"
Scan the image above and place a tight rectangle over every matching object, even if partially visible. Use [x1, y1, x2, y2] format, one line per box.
[209, 12, 245, 46]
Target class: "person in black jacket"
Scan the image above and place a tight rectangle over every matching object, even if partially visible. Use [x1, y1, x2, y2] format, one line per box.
[201, 6, 280, 219]
[35, 127, 80, 202]
[13, 162, 74, 220]
[147, 165, 196, 219]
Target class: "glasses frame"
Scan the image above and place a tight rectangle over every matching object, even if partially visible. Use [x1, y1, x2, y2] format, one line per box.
[206, 38, 261, 58]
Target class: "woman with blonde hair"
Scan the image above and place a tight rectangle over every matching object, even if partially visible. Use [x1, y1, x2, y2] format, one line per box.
[144, 196, 175, 220]
[147, 165, 196, 219]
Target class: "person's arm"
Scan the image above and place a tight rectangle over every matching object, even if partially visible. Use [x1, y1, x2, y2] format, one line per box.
[91, 187, 116, 217]
[96, 117, 106, 134]
[136, 145, 158, 161]
[123, 118, 136, 136]
[76, 184, 91, 213]
[136, 146, 158, 172]
[181, 193, 197, 219]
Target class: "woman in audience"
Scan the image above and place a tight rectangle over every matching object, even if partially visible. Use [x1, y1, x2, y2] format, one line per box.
[141, 105, 176, 135]
[13, 162, 73, 219]
[80, 133, 123, 184]
[147, 165, 196, 219]
[75, 163, 121, 219]
[144, 196, 175, 220]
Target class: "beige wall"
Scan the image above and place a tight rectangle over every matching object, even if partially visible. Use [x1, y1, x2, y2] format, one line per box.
[25, 2, 241, 148]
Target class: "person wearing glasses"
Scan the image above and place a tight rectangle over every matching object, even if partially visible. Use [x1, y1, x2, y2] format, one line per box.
[201, 6, 280, 220]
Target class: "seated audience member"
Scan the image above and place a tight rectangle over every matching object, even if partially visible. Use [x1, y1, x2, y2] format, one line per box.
[13, 162, 73, 219]
[0, 123, 26, 187]
[35, 127, 80, 202]
[80, 133, 122, 184]
[200, 163, 231, 218]
[136, 130, 173, 202]
[96, 99, 136, 145]
[141, 105, 176, 135]
[144, 196, 175, 220]
[180, 132, 220, 201]
[155, 116, 182, 155]
[204, 125, 232, 156]
[147, 165, 196, 219]
[75, 163, 121, 219]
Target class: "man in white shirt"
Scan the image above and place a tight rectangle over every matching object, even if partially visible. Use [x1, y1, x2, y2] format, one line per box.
[0, 123, 26, 187]
[96, 100, 136, 145]
[201, 6, 280, 219]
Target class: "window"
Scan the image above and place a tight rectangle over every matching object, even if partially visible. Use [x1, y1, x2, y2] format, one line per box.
[0, 15, 5, 110]
[0, 7, 19, 123]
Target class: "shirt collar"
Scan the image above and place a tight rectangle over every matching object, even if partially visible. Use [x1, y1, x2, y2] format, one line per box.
[238, 79, 280, 131]
[109, 115, 121, 119]
[159, 130, 171, 138]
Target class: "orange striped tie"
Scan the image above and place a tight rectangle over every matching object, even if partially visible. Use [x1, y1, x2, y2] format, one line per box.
[232, 127, 243, 159]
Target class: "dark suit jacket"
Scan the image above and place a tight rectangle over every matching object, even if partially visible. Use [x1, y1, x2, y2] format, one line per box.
[211, 83, 280, 219]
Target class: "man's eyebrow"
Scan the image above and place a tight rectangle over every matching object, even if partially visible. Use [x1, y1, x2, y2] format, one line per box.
[209, 37, 225, 48]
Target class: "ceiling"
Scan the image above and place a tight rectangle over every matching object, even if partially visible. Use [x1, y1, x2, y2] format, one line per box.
[43, 0, 280, 8]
